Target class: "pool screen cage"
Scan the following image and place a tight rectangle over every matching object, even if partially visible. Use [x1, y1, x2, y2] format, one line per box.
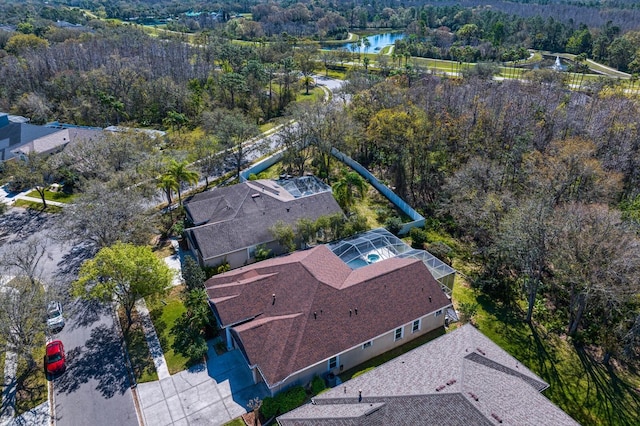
[275, 175, 332, 198]
[327, 228, 456, 296]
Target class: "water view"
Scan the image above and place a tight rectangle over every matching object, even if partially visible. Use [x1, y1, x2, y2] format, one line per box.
[323, 32, 406, 51]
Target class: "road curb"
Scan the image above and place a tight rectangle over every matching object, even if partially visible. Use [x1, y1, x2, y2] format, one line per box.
[111, 302, 145, 426]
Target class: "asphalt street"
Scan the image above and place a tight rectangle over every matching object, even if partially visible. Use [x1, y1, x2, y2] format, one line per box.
[0, 210, 137, 426]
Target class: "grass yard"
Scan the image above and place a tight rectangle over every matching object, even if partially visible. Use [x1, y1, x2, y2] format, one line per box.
[14, 342, 47, 415]
[453, 275, 640, 425]
[0, 337, 4, 407]
[25, 189, 76, 203]
[13, 199, 63, 213]
[148, 286, 190, 374]
[118, 309, 158, 383]
[152, 238, 175, 259]
[296, 86, 325, 103]
[338, 327, 446, 383]
[222, 418, 245, 426]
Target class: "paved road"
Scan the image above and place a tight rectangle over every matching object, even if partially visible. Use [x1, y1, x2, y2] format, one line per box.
[0, 210, 138, 426]
[52, 299, 138, 426]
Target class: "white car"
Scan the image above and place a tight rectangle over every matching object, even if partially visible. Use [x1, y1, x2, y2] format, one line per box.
[47, 301, 65, 332]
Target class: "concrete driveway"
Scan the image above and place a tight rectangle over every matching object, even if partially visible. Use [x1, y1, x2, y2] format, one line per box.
[137, 343, 268, 426]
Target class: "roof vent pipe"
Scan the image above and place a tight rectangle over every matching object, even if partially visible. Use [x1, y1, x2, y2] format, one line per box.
[272, 294, 276, 305]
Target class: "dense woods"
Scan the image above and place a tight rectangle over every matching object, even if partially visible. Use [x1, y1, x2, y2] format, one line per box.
[335, 74, 640, 363]
[1, 1, 640, 422]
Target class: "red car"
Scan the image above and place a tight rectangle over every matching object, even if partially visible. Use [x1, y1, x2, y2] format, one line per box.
[45, 340, 66, 375]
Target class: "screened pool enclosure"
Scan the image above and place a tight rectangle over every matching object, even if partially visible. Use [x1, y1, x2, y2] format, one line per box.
[327, 228, 456, 296]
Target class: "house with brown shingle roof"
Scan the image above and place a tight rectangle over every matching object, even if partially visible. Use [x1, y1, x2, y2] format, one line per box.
[205, 244, 452, 395]
[278, 324, 579, 425]
[184, 177, 343, 269]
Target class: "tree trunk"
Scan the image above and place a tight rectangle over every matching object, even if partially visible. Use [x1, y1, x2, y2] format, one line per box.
[525, 277, 538, 324]
[37, 187, 48, 209]
[568, 293, 586, 336]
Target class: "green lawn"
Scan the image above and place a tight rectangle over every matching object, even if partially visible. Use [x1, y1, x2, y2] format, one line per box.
[13, 199, 63, 213]
[0, 337, 5, 407]
[222, 418, 245, 426]
[296, 86, 325, 103]
[148, 286, 190, 374]
[25, 189, 76, 203]
[453, 278, 640, 425]
[15, 338, 47, 415]
[119, 309, 158, 383]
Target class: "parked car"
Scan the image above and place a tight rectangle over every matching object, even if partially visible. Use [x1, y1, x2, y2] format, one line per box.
[46, 301, 65, 331]
[45, 340, 66, 375]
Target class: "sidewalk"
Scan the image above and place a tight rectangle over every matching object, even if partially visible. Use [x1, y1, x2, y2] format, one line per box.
[0, 185, 65, 208]
[133, 246, 267, 426]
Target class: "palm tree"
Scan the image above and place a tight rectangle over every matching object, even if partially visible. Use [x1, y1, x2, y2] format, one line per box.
[157, 174, 178, 207]
[333, 170, 366, 211]
[164, 160, 199, 206]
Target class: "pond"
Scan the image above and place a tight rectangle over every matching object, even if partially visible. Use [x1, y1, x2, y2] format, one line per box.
[323, 32, 406, 52]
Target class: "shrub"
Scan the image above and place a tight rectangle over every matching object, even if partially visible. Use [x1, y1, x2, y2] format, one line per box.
[260, 397, 278, 419]
[254, 244, 272, 262]
[384, 216, 403, 235]
[260, 386, 306, 418]
[311, 375, 325, 395]
[409, 227, 427, 249]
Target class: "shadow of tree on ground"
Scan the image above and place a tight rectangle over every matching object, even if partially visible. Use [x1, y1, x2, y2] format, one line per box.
[472, 291, 640, 425]
[574, 344, 640, 426]
[54, 324, 130, 398]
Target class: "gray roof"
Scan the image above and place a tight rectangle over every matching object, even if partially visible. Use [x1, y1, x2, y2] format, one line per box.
[278, 324, 579, 426]
[185, 179, 343, 260]
[0, 120, 64, 161]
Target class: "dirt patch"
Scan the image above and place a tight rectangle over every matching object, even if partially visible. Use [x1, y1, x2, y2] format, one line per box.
[241, 411, 264, 426]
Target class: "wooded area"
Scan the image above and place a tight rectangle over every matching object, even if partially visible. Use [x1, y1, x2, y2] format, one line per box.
[1, 0, 640, 423]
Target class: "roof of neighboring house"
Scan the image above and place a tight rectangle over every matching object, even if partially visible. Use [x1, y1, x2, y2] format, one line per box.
[205, 245, 452, 388]
[185, 179, 343, 260]
[0, 114, 103, 161]
[0, 119, 64, 161]
[278, 324, 579, 426]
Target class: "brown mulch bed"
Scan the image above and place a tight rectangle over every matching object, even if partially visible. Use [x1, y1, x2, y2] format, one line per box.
[241, 411, 264, 426]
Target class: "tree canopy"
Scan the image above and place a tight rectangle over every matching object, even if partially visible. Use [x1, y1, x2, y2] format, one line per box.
[72, 242, 174, 330]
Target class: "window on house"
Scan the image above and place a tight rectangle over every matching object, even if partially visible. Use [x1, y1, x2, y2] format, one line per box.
[435, 310, 443, 317]
[394, 327, 403, 341]
[412, 319, 421, 333]
[328, 356, 338, 370]
[362, 341, 372, 349]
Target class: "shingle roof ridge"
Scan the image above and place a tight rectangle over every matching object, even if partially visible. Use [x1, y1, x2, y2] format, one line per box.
[459, 324, 549, 388]
[234, 312, 304, 331]
[464, 352, 548, 391]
